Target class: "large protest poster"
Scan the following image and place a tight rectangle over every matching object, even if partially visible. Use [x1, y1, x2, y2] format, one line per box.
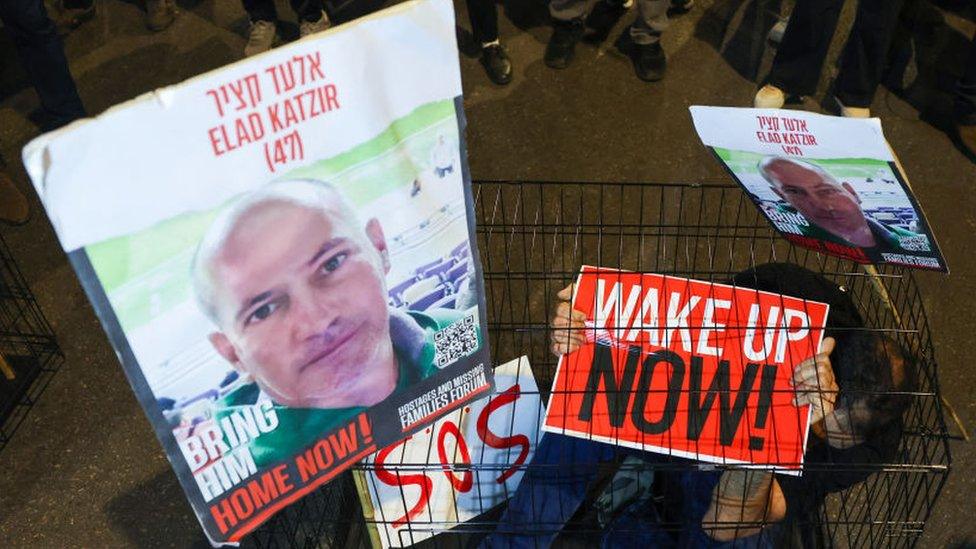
[357, 356, 543, 548]
[690, 106, 947, 271]
[21, 0, 492, 543]
[543, 266, 829, 472]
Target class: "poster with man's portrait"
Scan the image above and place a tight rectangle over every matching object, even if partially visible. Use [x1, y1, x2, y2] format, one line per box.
[21, 0, 492, 544]
[690, 106, 947, 271]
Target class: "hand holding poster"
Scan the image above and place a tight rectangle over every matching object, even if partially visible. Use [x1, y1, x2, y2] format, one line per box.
[690, 106, 947, 271]
[21, 0, 491, 544]
[358, 356, 544, 548]
[543, 266, 829, 472]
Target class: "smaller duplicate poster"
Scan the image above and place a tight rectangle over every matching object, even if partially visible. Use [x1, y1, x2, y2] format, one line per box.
[543, 266, 829, 472]
[690, 106, 947, 272]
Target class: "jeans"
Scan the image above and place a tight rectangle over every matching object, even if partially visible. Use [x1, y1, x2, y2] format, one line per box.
[0, 0, 86, 129]
[480, 433, 779, 548]
[601, 471, 781, 548]
[550, 0, 669, 45]
[767, 0, 905, 107]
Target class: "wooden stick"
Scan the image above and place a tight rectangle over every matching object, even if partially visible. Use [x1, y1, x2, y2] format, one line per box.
[941, 395, 971, 442]
[351, 468, 383, 549]
[861, 265, 969, 439]
[0, 352, 15, 381]
[861, 264, 902, 326]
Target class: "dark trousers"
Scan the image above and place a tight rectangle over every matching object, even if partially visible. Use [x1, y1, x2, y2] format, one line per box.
[957, 35, 976, 122]
[480, 433, 776, 549]
[0, 0, 86, 129]
[466, 0, 499, 45]
[767, 0, 905, 108]
[242, 0, 322, 22]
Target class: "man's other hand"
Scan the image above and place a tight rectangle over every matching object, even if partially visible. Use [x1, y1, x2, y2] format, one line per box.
[792, 337, 838, 425]
[550, 284, 586, 357]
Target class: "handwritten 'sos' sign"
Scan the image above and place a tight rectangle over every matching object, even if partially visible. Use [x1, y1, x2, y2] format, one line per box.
[544, 267, 829, 471]
[360, 357, 543, 548]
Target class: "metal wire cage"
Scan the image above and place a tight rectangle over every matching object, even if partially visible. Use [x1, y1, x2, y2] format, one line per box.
[248, 180, 950, 549]
[0, 232, 65, 453]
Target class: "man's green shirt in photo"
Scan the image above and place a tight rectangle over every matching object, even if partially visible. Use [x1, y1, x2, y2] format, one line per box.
[768, 203, 929, 257]
[213, 307, 470, 468]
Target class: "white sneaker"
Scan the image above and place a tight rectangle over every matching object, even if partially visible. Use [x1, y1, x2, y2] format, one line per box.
[299, 10, 331, 38]
[245, 20, 278, 57]
[836, 98, 871, 118]
[754, 84, 786, 108]
[767, 16, 789, 44]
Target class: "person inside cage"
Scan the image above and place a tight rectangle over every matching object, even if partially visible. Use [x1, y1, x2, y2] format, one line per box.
[481, 263, 914, 548]
[191, 178, 470, 467]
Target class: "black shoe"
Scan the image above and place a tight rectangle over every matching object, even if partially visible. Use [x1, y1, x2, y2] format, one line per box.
[545, 19, 584, 69]
[617, 33, 666, 82]
[635, 42, 666, 81]
[481, 44, 513, 85]
[585, 0, 628, 43]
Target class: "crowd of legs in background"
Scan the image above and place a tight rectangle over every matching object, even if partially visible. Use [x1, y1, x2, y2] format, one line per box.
[1, 0, 975, 223]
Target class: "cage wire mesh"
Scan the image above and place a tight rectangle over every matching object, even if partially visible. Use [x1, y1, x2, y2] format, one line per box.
[246, 180, 950, 549]
[0, 232, 65, 453]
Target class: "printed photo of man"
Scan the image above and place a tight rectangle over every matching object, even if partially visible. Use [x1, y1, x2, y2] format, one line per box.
[757, 156, 927, 256]
[192, 178, 467, 466]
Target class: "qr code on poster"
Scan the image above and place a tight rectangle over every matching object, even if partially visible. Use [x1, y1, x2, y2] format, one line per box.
[898, 234, 931, 252]
[434, 313, 478, 368]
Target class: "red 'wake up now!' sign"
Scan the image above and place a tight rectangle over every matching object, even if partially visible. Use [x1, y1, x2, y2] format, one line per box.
[543, 266, 829, 472]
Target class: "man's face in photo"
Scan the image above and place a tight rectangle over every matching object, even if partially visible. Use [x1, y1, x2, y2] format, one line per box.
[203, 194, 394, 408]
[766, 160, 867, 237]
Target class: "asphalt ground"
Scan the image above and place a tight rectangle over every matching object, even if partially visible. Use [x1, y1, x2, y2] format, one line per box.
[0, 0, 973, 546]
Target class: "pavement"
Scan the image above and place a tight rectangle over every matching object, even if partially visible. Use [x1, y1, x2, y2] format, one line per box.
[0, 0, 974, 547]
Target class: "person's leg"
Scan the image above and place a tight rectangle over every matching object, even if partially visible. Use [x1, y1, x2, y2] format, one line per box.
[599, 497, 673, 548]
[0, 0, 86, 129]
[624, 0, 668, 81]
[241, 0, 277, 22]
[545, 0, 590, 69]
[957, 34, 976, 122]
[289, 0, 325, 22]
[955, 34, 976, 159]
[765, 0, 845, 97]
[684, 469, 783, 548]
[956, 35, 976, 114]
[467, 0, 499, 45]
[549, 0, 591, 23]
[628, 0, 668, 45]
[242, 0, 279, 57]
[481, 433, 618, 548]
[833, 0, 906, 111]
[465, 0, 512, 85]
[292, 0, 330, 38]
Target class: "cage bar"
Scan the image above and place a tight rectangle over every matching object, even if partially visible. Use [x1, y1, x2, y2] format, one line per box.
[247, 180, 950, 548]
[0, 232, 65, 453]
